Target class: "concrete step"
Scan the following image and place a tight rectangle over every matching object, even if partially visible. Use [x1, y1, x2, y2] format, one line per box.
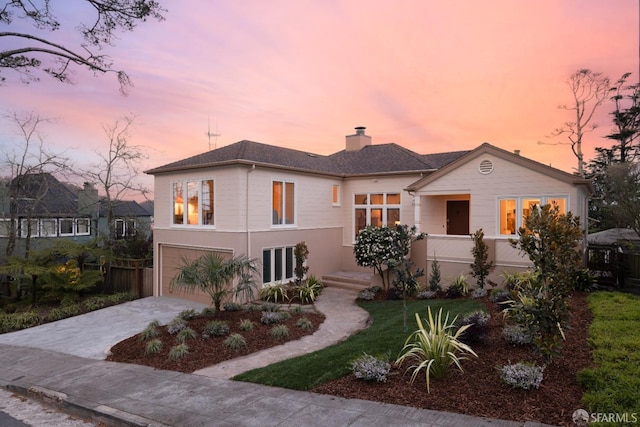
[322, 271, 372, 292]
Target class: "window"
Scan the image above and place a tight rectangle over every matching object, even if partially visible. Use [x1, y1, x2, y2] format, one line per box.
[498, 196, 568, 235]
[76, 218, 90, 236]
[272, 180, 295, 225]
[354, 192, 401, 239]
[0, 219, 13, 238]
[114, 219, 136, 239]
[40, 219, 57, 237]
[172, 179, 215, 226]
[262, 246, 295, 285]
[59, 218, 74, 236]
[332, 184, 340, 206]
[20, 219, 39, 238]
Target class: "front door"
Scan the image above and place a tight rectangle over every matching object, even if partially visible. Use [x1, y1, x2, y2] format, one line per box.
[446, 200, 469, 235]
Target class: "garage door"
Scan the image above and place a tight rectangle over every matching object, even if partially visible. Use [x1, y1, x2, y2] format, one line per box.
[160, 245, 233, 306]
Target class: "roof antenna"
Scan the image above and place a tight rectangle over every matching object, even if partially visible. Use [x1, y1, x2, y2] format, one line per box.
[206, 116, 221, 150]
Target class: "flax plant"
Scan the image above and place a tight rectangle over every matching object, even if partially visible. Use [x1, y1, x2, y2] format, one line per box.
[396, 306, 477, 392]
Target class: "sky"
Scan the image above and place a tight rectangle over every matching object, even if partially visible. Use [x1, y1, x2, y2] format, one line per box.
[0, 0, 638, 201]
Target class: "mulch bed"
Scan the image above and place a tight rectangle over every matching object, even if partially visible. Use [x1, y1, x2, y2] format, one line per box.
[312, 292, 594, 426]
[106, 309, 325, 373]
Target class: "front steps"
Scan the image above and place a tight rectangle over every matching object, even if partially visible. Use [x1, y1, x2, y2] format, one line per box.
[322, 271, 372, 292]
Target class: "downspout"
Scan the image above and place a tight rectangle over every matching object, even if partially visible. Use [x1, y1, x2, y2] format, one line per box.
[246, 165, 256, 258]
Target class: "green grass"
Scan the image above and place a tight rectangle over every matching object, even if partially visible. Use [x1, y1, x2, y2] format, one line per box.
[578, 292, 640, 420]
[233, 298, 483, 390]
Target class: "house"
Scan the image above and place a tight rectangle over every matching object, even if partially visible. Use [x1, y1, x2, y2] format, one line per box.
[146, 127, 592, 304]
[0, 175, 152, 260]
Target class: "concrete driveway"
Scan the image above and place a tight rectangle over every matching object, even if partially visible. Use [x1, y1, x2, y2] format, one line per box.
[0, 296, 208, 359]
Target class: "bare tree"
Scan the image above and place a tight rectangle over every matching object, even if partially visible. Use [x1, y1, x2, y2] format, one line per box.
[0, 111, 70, 258]
[540, 69, 610, 177]
[0, 0, 166, 93]
[83, 115, 149, 248]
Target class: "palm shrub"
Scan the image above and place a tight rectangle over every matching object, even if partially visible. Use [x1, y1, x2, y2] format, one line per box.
[396, 307, 477, 392]
[294, 275, 323, 304]
[469, 228, 495, 289]
[170, 252, 259, 312]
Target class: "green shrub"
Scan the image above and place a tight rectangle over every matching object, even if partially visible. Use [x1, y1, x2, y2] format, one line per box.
[351, 353, 391, 382]
[261, 311, 281, 325]
[61, 304, 80, 317]
[294, 276, 323, 304]
[84, 296, 108, 311]
[278, 311, 292, 321]
[201, 307, 216, 316]
[223, 302, 243, 312]
[224, 333, 247, 351]
[469, 229, 495, 289]
[202, 320, 230, 337]
[270, 324, 289, 339]
[500, 361, 544, 390]
[167, 317, 187, 334]
[238, 319, 255, 331]
[260, 283, 289, 303]
[176, 327, 197, 343]
[457, 311, 490, 343]
[395, 307, 477, 392]
[168, 343, 189, 361]
[295, 317, 313, 330]
[490, 288, 512, 304]
[139, 321, 160, 341]
[572, 268, 597, 292]
[502, 325, 533, 345]
[145, 338, 163, 355]
[47, 307, 66, 321]
[261, 302, 280, 312]
[178, 309, 197, 320]
[428, 255, 442, 292]
[1, 311, 40, 332]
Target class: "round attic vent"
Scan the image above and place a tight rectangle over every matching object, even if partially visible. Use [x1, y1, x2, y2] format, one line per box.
[478, 159, 494, 174]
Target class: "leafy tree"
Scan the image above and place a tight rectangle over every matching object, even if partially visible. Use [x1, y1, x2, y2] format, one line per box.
[40, 259, 103, 305]
[469, 228, 494, 289]
[541, 69, 610, 177]
[600, 162, 640, 239]
[507, 204, 584, 362]
[0, 0, 166, 93]
[510, 203, 583, 295]
[353, 224, 424, 291]
[170, 252, 258, 312]
[605, 72, 640, 162]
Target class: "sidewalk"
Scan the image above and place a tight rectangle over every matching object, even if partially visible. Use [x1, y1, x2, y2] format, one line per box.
[0, 288, 551, 427]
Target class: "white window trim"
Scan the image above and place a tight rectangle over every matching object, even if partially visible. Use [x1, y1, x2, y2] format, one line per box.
[59, 218, 75, 236]
[20, 219, 39, 238]
[497, 195, 569, 236]
[262, 245, 295, 286]
[271, 179, 296, 227]
[353, 192, 401, 240]
[171, 178, 216, 228]
[40, 218, 58, 238]
[75, 218, 91, 236]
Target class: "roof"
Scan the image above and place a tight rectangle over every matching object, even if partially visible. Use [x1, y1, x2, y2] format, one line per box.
[99, 199, 151, 217]
[588, 228, 640, 246]
[145, 140, 470, 177]
[10, 173, 79, 216]
[405, 143, 594, 194]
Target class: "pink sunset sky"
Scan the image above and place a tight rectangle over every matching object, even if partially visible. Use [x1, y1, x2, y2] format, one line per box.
[0, 0, 638, 200]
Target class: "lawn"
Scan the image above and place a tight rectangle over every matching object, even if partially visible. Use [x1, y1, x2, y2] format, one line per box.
[233, 298, 484, 390]
[578, 291, 640, 422]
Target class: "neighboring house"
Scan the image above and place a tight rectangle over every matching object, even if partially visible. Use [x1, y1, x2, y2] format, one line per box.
[146, 127, 592, 305]
[0, 174, 153, 259]
[98, 199, 153, 240]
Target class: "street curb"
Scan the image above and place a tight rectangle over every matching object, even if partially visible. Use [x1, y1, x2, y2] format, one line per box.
[5, 384, 167, 427]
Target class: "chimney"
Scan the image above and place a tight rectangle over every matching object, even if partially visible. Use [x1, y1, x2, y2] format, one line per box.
[78, 182, 99, 217]
[345, 126, 372, 151]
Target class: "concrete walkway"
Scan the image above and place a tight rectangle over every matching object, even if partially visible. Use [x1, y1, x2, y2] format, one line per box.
[0, 288, 552, 427]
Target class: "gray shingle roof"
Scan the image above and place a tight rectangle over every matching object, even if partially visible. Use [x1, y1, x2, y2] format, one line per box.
[145, 140, 470, 176]
[11, 173, 79, 216]
[99, 199, 151, 217]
